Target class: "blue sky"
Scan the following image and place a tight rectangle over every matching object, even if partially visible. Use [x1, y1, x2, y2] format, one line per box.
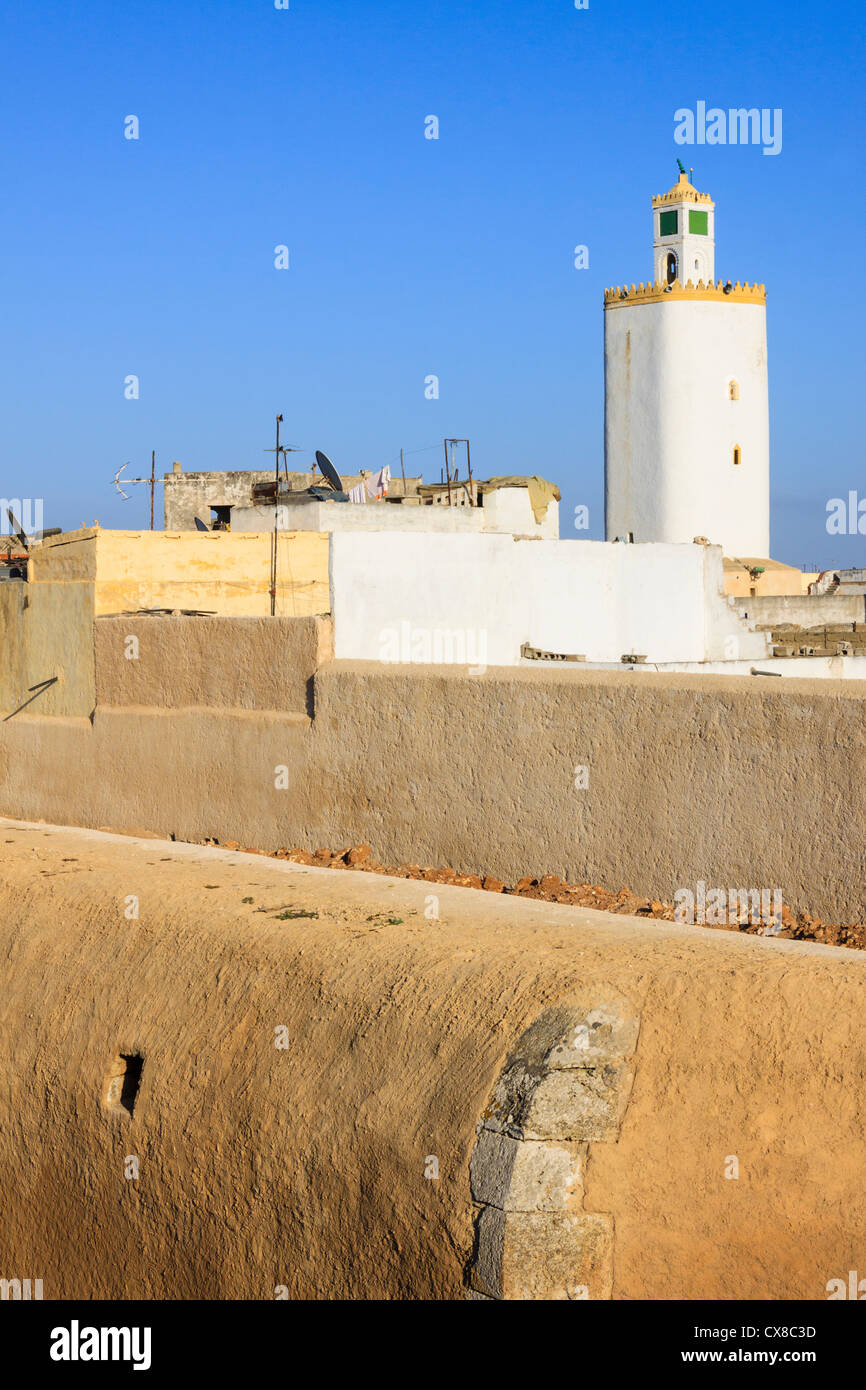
[1, 0, 864, 566]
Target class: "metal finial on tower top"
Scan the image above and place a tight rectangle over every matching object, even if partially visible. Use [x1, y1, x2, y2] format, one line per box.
[677, 157, 686, 175]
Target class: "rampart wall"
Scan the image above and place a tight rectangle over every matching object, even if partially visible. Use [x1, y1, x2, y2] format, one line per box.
[0, 611, 864, 921]
[1, 824, 864, 1300]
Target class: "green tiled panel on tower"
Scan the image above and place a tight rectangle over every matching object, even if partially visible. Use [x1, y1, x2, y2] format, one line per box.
[659, 210, 678, 236]
[689, 209, 709, 235]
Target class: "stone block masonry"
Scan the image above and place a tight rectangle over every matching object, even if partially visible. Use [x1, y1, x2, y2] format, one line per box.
[468, 999, 638, 1298]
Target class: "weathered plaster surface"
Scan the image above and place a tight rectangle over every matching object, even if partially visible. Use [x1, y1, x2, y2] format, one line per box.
[329, 533, 769, 665]
[94, 615, 332, 715]
[0, 580, 95, 718]
[162, 469, 423, 532]
[1, 823, 864, 1300]
[29, 527, 330, 618]
[1, 659, 866, 921]
[605, 299, 770, 557]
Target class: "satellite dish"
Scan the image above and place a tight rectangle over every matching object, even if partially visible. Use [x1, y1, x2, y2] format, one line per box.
[315, 451, 343, 493]
[194, 517, 209, 532]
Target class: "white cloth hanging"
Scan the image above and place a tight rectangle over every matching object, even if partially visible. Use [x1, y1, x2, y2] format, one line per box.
[365, 466, 391, 500]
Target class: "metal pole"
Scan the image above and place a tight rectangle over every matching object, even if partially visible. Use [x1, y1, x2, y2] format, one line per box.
[150, 449, 155, 530]
[465, 438, 475, 505]
[271, 414, 282, 616]
[400, 447, 407, 498]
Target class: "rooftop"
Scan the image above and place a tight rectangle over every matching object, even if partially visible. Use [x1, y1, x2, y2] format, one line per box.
[651, 171, 714, 208]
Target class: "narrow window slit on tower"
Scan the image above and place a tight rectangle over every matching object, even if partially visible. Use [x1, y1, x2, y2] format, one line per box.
[733, 446, 742, 466]
[104, 1054, 144, 1116]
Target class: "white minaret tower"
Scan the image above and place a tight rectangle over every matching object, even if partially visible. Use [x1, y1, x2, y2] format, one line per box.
[653, 168, 715, 285]
[604, 168, 770, 560]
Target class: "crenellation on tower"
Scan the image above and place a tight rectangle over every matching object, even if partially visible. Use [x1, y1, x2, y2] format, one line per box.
[603, 279, 766, 306]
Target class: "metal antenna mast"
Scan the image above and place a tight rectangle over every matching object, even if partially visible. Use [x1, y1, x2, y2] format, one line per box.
[270, 414, 282, 616]
[262, 415, 305, 616]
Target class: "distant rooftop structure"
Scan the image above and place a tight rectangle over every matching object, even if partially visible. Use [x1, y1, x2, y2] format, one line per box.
[809, 568, 866, 597]
[230, 475, 561, 539]
[723, 556, 816, 599]
[163, 464, 423, 533]
[163, 464, 561, 540]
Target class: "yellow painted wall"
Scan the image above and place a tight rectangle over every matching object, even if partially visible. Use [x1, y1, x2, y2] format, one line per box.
[723, 557, 814, 598]
[29, 528, 330, 617]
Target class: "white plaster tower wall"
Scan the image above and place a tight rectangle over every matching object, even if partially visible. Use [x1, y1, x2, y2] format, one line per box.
[604, 173, 770, 559]
[604, 295, 769, 556]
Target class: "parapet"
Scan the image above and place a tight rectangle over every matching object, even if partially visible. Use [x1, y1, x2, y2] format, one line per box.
[651, 180, 714, 209]
[604, 278, 767, 308]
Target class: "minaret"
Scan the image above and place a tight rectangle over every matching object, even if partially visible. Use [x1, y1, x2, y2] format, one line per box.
[604, 168, 770, 559]
[653, 168, 715, 285]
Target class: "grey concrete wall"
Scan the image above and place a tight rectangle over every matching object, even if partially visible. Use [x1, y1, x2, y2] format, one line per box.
[163, 469, 422, 531]
[1, 659, 866, 921]
[733, 592, 865, 629]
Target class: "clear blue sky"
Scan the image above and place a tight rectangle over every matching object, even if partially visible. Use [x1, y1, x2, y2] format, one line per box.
[1, 0, 863, 567]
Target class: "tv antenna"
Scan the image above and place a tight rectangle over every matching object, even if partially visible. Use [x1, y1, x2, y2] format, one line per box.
[263, 415, 304, 486]
[112, 451, 157, 528]
[443, 438, 474, 506]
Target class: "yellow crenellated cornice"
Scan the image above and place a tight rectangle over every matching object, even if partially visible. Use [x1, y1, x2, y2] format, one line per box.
[603, 279, 766, 308]
[652, 173, 714, 208]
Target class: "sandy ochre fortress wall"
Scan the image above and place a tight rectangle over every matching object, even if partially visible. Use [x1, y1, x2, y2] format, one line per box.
[94, 615, 333, 717]
[1, 822, 865, 1300]
[0, 578, 95, 718]
[1, 609, 865, 921]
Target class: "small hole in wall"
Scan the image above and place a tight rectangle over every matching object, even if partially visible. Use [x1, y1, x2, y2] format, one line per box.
[104, 1054, 144, 1116]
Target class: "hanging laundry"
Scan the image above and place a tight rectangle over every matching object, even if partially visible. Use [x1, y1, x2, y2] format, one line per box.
[347, 482, 367, 504]
[365, 466, 391, 500]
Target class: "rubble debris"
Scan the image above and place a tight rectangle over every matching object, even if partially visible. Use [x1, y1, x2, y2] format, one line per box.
[198, 840, 866, 951]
